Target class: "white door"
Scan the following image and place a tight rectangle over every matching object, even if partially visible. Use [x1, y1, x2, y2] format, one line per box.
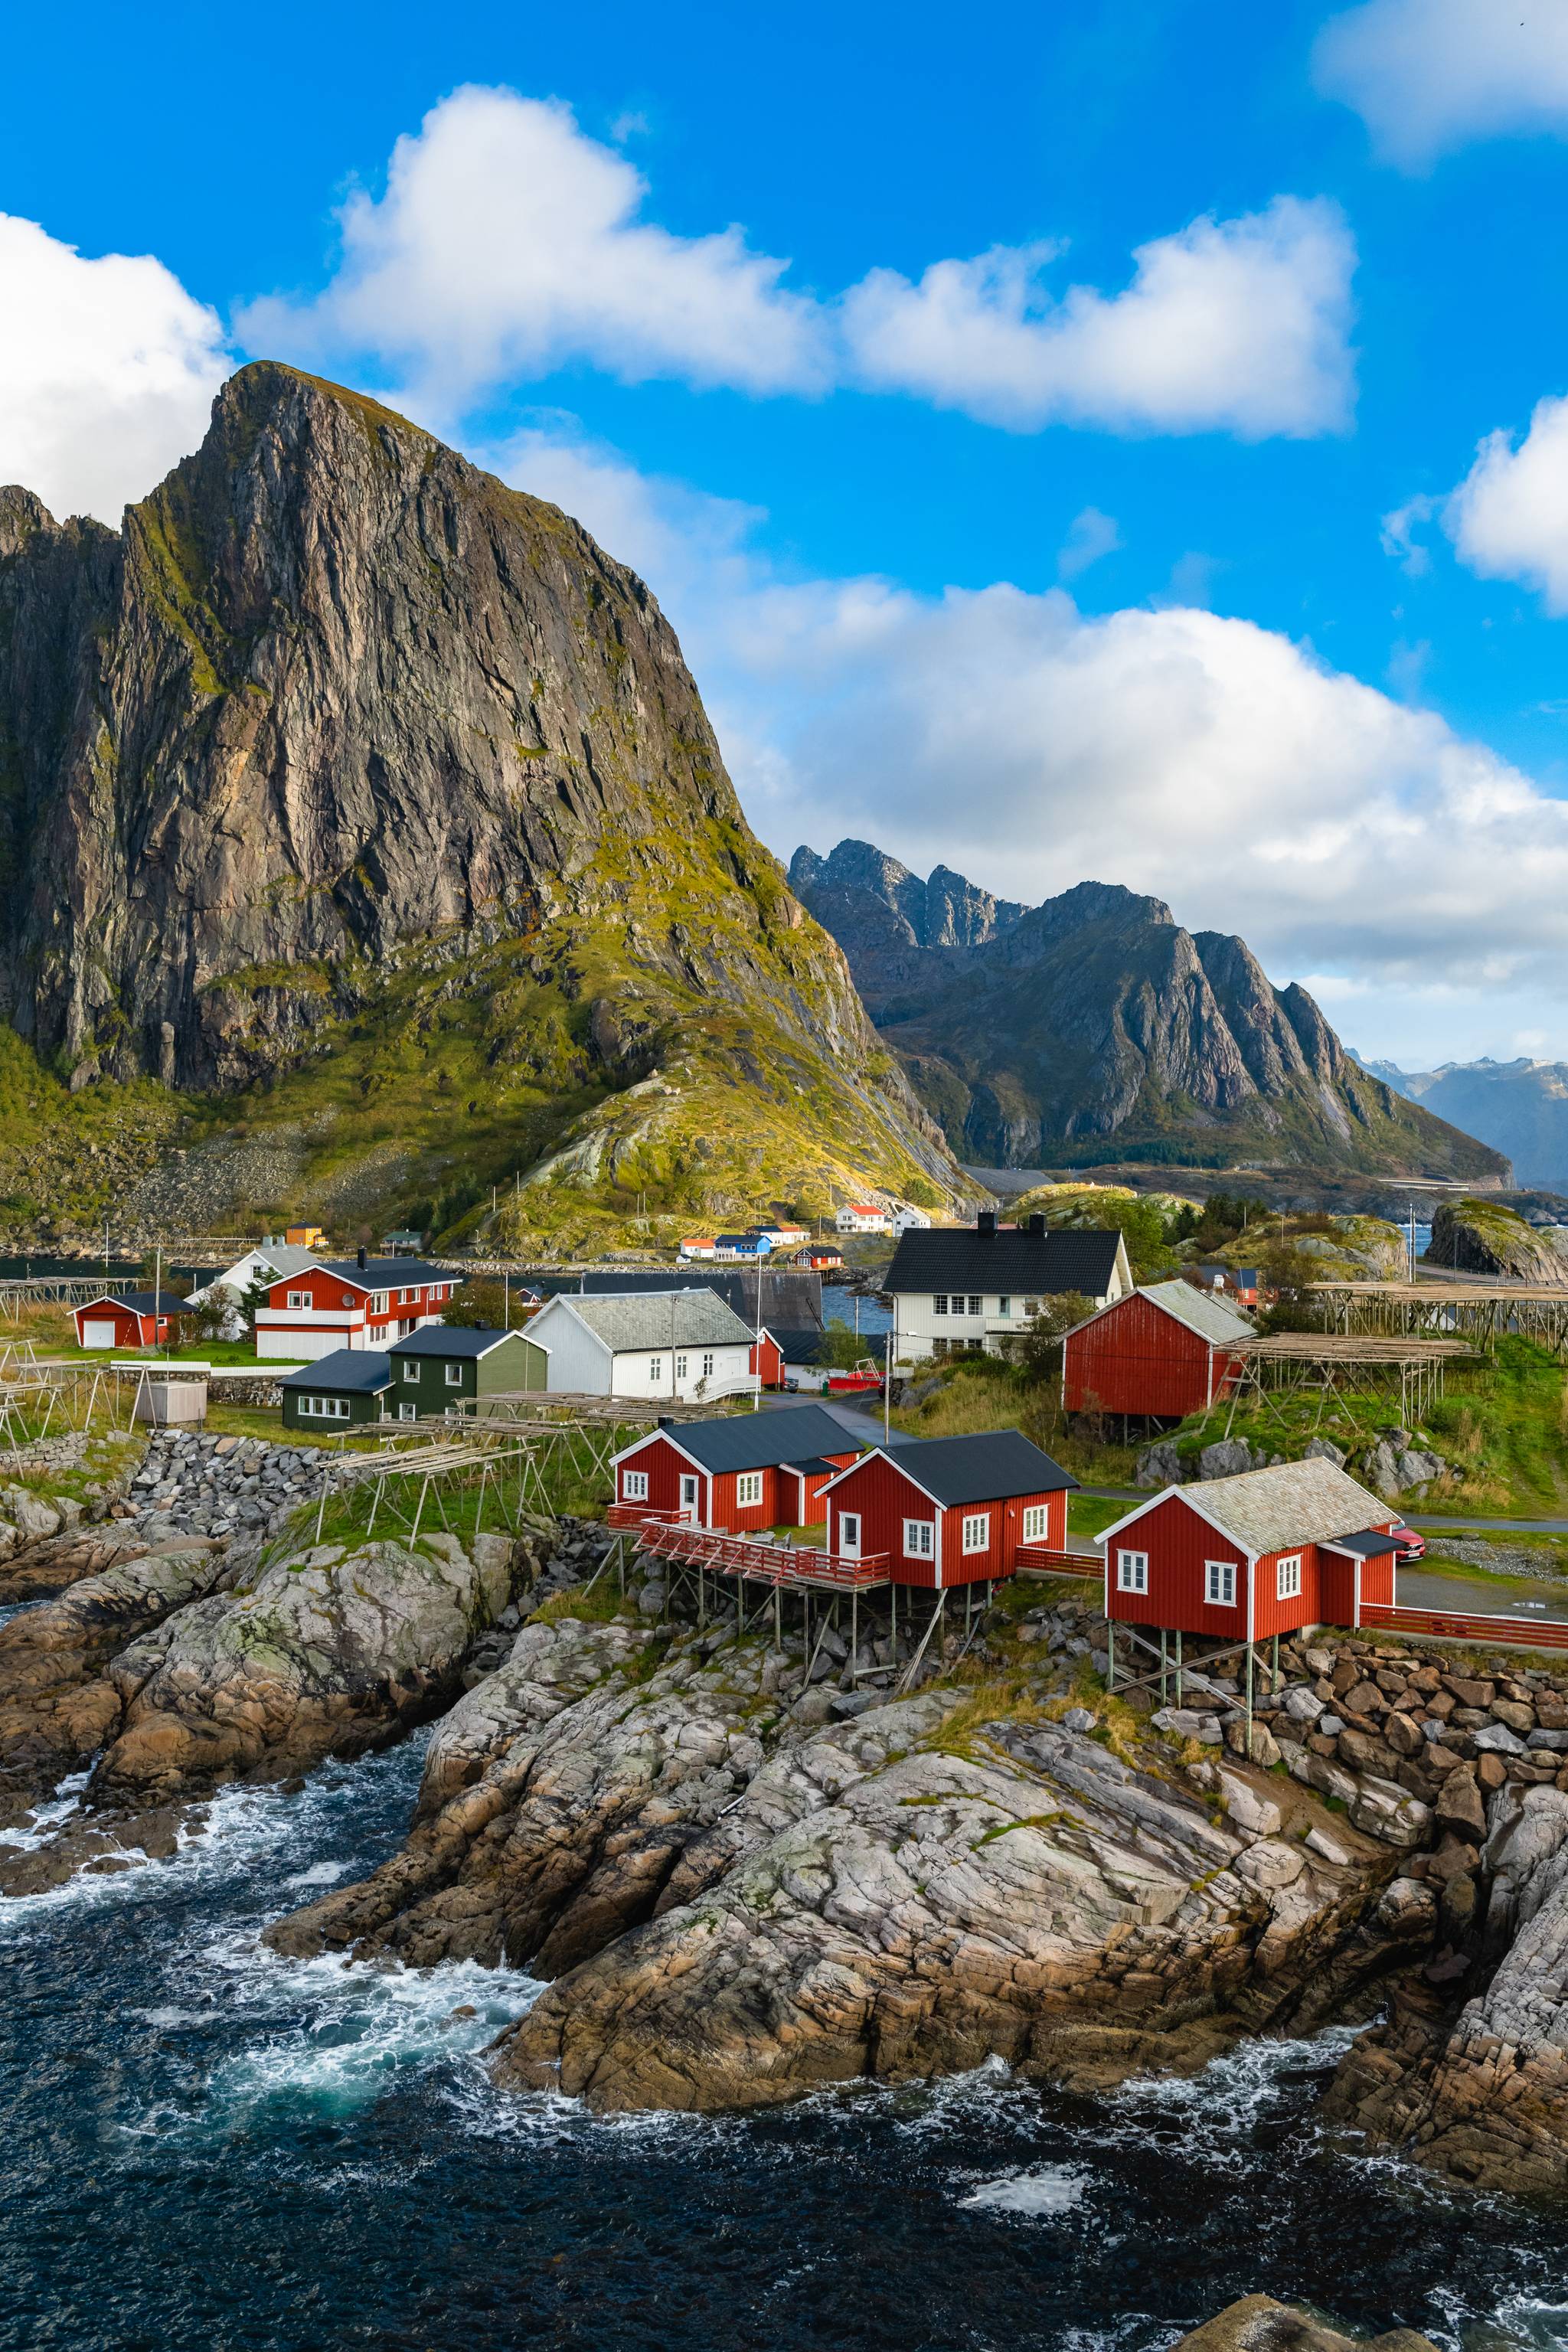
[679, 1475, 700, 1524]
[838, 1511, 861, 1560]
[82, 1320, 116, 1348]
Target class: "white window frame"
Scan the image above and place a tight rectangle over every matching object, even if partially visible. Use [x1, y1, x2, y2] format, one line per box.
[998, 1295, 1011, 1318]
[444, 1361, 462, 1387]
[649, 1357, 663, 1383]
[962, 1512, 990, 1555]
[1205, 1560, 1236, 1607]
[675, 1353, 688, 1380]
[1022, 1504, 1048, 1543]
[933, 1294, 948, 1316]
[623, 1469, 648, 1501]
[1116, 1548, 1149, 1595]
[903, 1517, 934, 1558]
[397, 1401, 417, 1422]
[286, 1290, 312, 1311]
[702, 1352, 714, 1378]
[968, 1294, 982, 1316]
[371, 1291, 389, 1315]
[737, 1471, 764, 1508]
[1276, 1554, 1302, 1601]
[300, 1393, 349, 1419]
[402, 1359, 420, 1383]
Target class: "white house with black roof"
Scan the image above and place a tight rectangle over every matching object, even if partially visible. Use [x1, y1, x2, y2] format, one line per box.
[884, 1212, 1132, 1362]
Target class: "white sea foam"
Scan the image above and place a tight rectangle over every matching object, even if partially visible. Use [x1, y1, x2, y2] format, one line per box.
[283, 1860, 348, 1888]
[959, 2164, 1088, 2218]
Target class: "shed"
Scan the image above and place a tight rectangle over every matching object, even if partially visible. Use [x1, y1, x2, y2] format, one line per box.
[280, 1349, 394, 1429]
[1061, 1280, 1253, 1422]
[612, 1403, 861, 1532]
[387, 1325, 547, 1419]
[74, 1289, 189, 1351]
[1097, 1458, 1400, 1641]
[820, 1428, 1077, 1587]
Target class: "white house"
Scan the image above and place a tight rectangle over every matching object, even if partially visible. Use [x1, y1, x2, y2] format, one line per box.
[884, 1212, 1132, 1362]
[890, 1206, 933, 1233]
[678, 1238, 717, 1260]
[835, 1203, 890, 1235]
[524, 1289, 758, 1402]
[185, 1243, 322, 1338]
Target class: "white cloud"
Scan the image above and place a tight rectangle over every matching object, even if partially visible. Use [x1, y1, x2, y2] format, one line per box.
[239, 87, 828, 412]
[1442, 395, 1568, 611]
[838, 198, 1356, 437]
[1379, 492, 1436, 575]
[1057, 506, 1122, 579]
[1314, 0, 1568, 168]
[240, 90, 1354, 443]
[0, 214, 230, 524]
[491, 420, 1568, 1054]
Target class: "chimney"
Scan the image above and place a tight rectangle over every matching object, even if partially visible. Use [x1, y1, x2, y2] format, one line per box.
[658, 1414, 674, 1429]
[977, 1211, 996, 1238]
[357, 1246, 368, 1270]
[1028, 1214, 1045, 1236]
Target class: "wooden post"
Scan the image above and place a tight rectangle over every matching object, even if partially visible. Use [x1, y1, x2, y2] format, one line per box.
[1106, 1618, 1116, 1693]
[1175, 1628, 1183, 1705]
[1245, 1642, 1255, 1754]
[1160, 1628, 1168, 1706]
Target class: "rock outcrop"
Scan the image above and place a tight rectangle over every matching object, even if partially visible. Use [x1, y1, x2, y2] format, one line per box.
[93, 1527, 537, 1798]
[792, 838, 1505, 1179]
[0, 364, 958, 1228]
[1427, 1197, 1568, 1282]
[1174, 2296, 1440, 2352]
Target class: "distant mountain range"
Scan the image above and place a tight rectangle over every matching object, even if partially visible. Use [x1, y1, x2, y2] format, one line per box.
[790, 839, 1508, 1181]
[1351, 1054, 1568, 1194]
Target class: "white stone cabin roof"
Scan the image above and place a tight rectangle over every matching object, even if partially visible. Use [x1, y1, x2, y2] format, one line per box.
[549, 1290, 756, 1353]
[1108, 1456, 1391, 1558]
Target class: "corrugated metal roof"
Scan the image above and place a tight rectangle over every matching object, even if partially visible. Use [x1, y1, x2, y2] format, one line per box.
[559, 1290, 756, 1351]
[1139, 1279, 1255, 1347]
[1176, 1459, 1390, 1555]
[886, 1227, 1124, 1298]
[279, 1349, 392, 1393]
[661, 1403, 861, 1475]
[860, 1427, 1077, 1508]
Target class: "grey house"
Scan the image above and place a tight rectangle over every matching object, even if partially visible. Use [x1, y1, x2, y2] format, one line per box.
[280, 1350, 394, 1430]
[387, 1326, 549, 1420]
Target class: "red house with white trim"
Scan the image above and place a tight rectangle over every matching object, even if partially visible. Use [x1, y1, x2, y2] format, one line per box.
[74, 1289, 189, 1350]
[821, 1429, 1076, 1589]
[1061, 1279, 1253, 1422]
[611, 1403, 861, 1533]
[253, 1253, 458, 1360]
[750, 1328, 787, 1389]
[1096, 1458, 1400, 1639]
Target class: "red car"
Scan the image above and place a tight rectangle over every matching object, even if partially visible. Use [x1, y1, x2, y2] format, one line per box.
[1389, 1521, 1426, 1561]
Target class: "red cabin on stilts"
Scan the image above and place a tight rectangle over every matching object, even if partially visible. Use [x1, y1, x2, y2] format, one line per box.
[820, 1429, 1076, 1589]
[610, 1402, 860, 1533]
[1061, 1279, 1253, 1423]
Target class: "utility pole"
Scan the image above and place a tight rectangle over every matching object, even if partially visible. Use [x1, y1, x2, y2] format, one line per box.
[884, 1309, 895, 1444]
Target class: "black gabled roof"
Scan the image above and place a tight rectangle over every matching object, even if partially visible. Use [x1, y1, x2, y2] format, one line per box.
[642, 1403, 861, 1478]
[390, 1325, 534, 1360]
[279, 1349, 393, 1394]
[848, 1427, 1077, 1508]
[318, 1257, 448, 1289]
[83, 1289, 190, 1315]
[763, 1325, 829, 1364]
[885, 1226, 1123, 1298]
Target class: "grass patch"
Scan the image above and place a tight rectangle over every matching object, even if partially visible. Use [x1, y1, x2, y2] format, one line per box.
[531, 1579, 631, 1627]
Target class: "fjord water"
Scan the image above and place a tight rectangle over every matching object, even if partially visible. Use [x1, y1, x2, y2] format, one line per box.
[3, 1741, 1564, 2352]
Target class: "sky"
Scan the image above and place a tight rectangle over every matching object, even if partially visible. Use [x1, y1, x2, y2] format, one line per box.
[8, 0, 1568, 1068]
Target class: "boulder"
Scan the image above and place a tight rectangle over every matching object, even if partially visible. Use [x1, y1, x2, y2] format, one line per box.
[1135, 1439, 1183, 1489]
[1198, 1439, 1258, 1481]
[1172, 2294, 1439, 2352]
[1216, 1769, 1282, 1838]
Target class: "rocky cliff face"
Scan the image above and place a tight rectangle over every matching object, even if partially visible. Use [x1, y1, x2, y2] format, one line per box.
[0, 368, 956, 1227]
[792, 841, 1508, 1181]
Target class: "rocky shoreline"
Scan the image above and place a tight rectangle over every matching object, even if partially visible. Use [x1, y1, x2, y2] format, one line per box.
[2, 1440, 1568, 2197]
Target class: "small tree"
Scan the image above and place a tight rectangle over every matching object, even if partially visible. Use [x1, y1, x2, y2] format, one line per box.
[443, 1276, 506, 1328]
[1011, 1292, 1096, 1384]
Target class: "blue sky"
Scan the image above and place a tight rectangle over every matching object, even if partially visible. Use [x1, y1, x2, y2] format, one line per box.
[8, 0, 1568, 1066]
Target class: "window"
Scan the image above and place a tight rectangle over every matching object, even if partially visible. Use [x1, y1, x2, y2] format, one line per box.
[1023, 1298, 1039, 1318]
[371, 1291, 389, 1315]
[1276, 1555, 1302, 1601]
[737, 1472, 763, 1508]
[1206, 1560, 1236, 1607]
[675, 1354, 688, 1380]
[702, 1353, 714, 1378]
[1116, 1549, 1149, 1594]
[1022, 1504, 1048, 1543]
[300, 1393, 348, 1419]
[998, 1295, 1011, 1318]
[649, 1357, 663, 1383]
[932, 1338, 949, 1357]
[402, 1360, 419, 1383]
[968, 1294, 982, 1316]
[962, 1512, 990, 1554]
[903, 1518, 934, 1558]
[286, 1290, 312, 1311]
[397, 1402, 417, 1422]
[623, 1470, 648, 1501]
[838, 1511, 861, 1555]
[933, 1294, 948, 1316]
[444, 1362, 462, 1387]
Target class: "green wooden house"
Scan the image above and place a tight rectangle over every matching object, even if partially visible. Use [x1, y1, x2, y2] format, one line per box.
[387, 1325, 548, 1419]
[279, 1350, 394, 1429]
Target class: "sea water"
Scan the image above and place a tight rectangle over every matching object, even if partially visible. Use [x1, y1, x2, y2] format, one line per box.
[2, 1735, 1564, 2352]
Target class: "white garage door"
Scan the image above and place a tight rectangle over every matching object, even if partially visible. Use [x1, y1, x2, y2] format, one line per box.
[82, 1320, 117, 1348]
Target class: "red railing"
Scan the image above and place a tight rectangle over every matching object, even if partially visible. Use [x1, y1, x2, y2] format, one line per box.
[1015, 1544, 1100, 1579]
[1358, 1602, 1568, 1653]
[619, 1511, 890, 1589]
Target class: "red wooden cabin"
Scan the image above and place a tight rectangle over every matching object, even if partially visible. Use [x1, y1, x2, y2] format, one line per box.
[74, 1289, 188, 1349]
[611, 1403, 861, 1533]
[1097, 1459, 1400, 1638]
[820, 1429, 1076, 1589]
[1061, 1280, 1253, 1422]
[750, 1329, 787, 1389]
